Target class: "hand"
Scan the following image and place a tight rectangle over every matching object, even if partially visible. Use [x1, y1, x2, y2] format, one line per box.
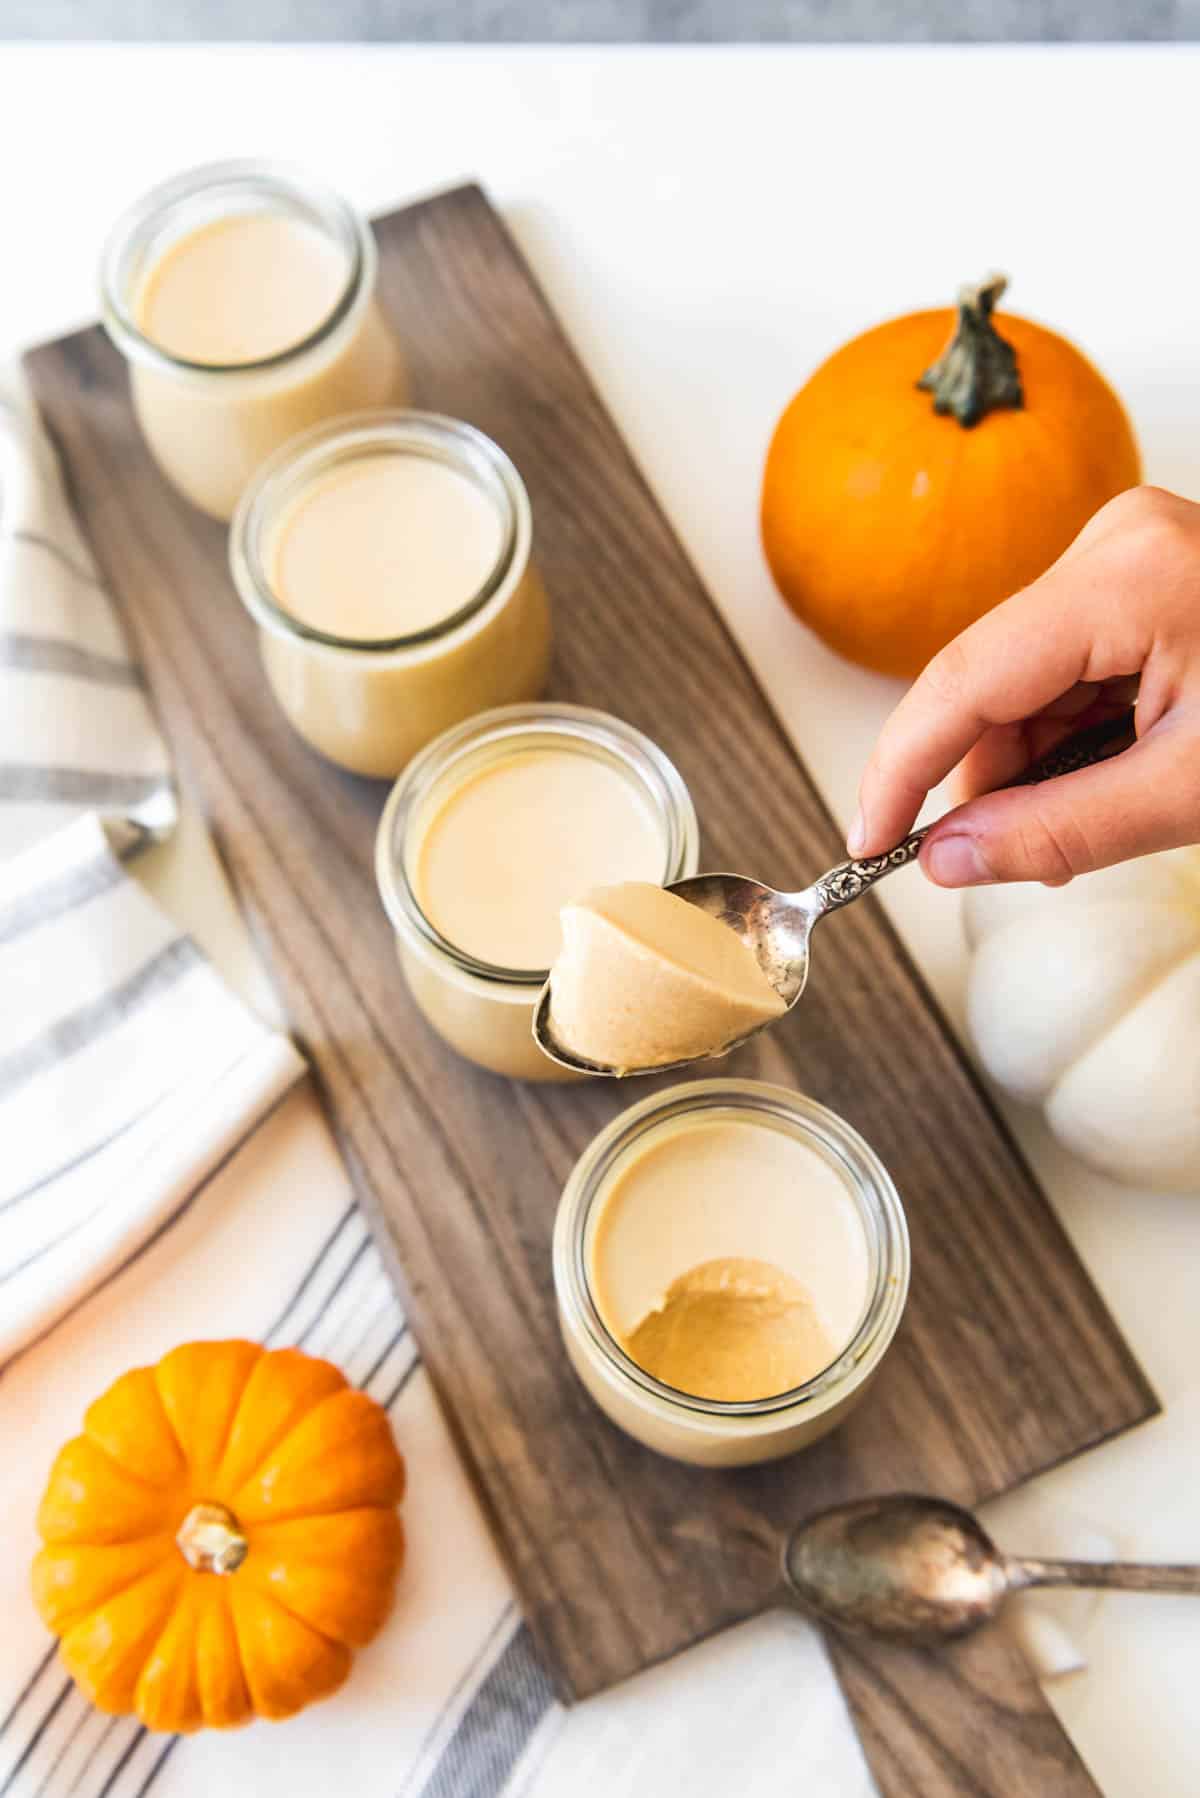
[848, 486, 1200, 887]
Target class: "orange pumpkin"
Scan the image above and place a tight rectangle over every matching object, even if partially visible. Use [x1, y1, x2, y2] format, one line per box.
[32, 1340, 405, 1733]
[761, 275, 1141, 680]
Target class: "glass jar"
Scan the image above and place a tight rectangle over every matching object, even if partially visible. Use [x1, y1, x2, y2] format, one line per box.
[553, 1080, 910, 1465]
[230, 412, 551, 777]
[375, 704, 699, 1081]
[100, 159, 406, 518]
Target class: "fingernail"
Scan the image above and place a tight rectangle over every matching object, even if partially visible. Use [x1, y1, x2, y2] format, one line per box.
[846, 807, 867, 857]
[925, 834, 992, 887]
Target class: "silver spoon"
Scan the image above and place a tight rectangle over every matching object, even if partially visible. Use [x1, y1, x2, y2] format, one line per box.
[782, 1493, 1200, 1644]
[534, 707, 1136, 1077]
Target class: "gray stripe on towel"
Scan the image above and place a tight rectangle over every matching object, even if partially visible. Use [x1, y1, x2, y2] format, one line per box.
[60, 1715, 125, 1796]
[2, 529, 107, 592]
[0, 846, 123, 946]
[0, 768, 168, 809]
[0, 936, 200, 1098]
[360, 1323, 409, 1392]
[0, 1676, 73, 1795]
[21, 1685, 97, 1796]
[91, 1717, 155, 1798]
[0, 1643, 57, 1745]
[294, 1235, 373, 1348]
[130, 1736, 178, 1797]
[261, 1200, 360, 1342]
[380, 1350, 421, 1413]
[0, 633, 142, 689]
[416, 1621, 556, 1798]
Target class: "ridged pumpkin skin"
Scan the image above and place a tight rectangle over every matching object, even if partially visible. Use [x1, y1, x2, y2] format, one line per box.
[761, 300, 1141, 680]
[32, 1341, 406, 1733]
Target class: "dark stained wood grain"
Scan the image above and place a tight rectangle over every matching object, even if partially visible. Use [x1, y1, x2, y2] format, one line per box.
[26, 183, 1156, 1790]
[828, 1623, 1103, 1796]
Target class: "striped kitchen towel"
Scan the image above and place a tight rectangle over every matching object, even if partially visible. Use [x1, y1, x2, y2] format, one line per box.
[0, 374, 299, 1363]
[0, 379, 173, 858]
[0, 369, 566, 1796]
[0, 367, 876, 1798]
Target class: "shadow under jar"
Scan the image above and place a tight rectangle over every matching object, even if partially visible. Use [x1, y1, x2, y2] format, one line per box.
[375, 704, 699, 1081]
[230, 412, 551, 777]
[101, 159, 406, 519]
[553, 1080, 910, 1465]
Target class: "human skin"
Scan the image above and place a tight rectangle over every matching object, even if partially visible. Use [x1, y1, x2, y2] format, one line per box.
[848, 487, 1200, 887]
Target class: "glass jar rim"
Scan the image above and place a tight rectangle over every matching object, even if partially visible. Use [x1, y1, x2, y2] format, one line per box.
[229, 410, 528, 654]
[553, 1079, 910, 1423]
[375, 703, 700, 990]
[100, 157, 372, 380]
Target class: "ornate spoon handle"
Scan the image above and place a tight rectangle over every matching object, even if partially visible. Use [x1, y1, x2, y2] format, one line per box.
[810, 707, 1137, 917]
[1007, 1555, 1200, 1596]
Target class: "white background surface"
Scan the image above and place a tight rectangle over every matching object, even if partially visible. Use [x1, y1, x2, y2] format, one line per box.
[4, 43, 1199, 1795]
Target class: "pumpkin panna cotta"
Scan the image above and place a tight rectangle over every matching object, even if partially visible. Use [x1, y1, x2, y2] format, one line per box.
[761, 274, 1141, 679]
[547, 880, 786, 1071]
[32, 1340, 406, 1734]
[552, 1081, 910, 1466]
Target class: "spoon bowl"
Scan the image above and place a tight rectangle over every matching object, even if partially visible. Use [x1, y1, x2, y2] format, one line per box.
[654, 872, 816, 1008]
[533, 709, 1136, 1079]
[784, 1495, 1010, 1642]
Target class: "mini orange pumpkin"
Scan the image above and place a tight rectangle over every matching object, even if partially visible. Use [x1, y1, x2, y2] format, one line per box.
[761, 275, 1141, 680]
[32, 1340, 405, 1733]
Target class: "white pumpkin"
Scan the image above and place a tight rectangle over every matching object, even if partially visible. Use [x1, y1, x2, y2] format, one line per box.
[963, 849, 1200, 1193]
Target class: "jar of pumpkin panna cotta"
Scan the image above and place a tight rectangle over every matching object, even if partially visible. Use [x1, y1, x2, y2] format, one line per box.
[553, 1081, 909, 1466]
[375, 705, 699, 1080]
[101, 160, 407, 519]
[230, 412, 551, 777]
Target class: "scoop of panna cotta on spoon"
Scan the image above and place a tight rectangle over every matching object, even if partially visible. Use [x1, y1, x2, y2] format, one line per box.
[545, 882, 786, 1074]
[533, 709, 1139, 1078]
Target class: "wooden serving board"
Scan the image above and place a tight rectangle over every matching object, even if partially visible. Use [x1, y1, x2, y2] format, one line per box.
[28, 184, 1153, 1794]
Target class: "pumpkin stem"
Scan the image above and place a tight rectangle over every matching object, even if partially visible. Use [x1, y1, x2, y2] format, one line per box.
[176, 1501, 248, 1575]
[917, 274, 1023, 428]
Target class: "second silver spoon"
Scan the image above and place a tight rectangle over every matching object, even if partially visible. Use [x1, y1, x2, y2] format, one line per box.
[782, 1492, 1200, 1643]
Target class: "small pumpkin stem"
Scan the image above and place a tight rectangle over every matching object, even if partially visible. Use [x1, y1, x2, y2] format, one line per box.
[918, 273, 1023, 428]
[176, 1501, 248, 1575]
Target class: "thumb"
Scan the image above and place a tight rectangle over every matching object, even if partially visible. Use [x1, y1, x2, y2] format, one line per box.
[919, 726, 1197, 887]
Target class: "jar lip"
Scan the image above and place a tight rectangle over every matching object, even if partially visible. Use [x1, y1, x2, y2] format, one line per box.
[100, 157, 372, 379]
[375, 703, 700, 990]
[553, 1079, 910, 1424]
[229, 410, 528, 654]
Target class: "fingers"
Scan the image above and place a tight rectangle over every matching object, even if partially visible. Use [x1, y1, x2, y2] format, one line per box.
[950, 723, 1046, 805]
[849, 583, 1099, 852]
[919, 721, 1198, 888]
[951, 681, 1139, 801]
[848, 489, 1186, 857]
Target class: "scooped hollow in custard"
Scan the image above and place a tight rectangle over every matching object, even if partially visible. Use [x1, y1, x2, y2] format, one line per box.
[625, 1256, 836, 1402]
[548, 881, 786, 1071]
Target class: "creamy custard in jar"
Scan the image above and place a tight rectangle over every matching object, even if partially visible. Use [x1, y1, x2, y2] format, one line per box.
[270, 454, 506, 641]
[553, 1081, 909, 1465]
[101, 160, 406, 518]
[231, 413, 551, 777]
[376, 706, 699, 1080]
[592, 1115, 868, 1401]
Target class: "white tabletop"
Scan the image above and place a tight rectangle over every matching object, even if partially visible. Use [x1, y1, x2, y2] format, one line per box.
[5, 42, 1199, 1794]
